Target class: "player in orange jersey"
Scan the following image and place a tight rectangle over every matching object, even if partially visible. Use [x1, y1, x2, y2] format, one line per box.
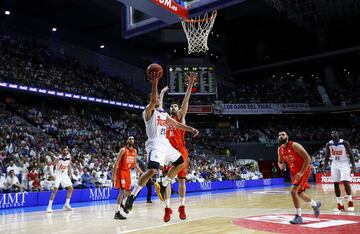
[158, 72, 197, 222]
[112, 136, 143, 220]
[277, 131, 321, 224]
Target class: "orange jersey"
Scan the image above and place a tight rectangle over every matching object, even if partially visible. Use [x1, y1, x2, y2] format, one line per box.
[278, 141, 309, 175]
[118, 147, 137, 171]
[166, 114, 186, 149]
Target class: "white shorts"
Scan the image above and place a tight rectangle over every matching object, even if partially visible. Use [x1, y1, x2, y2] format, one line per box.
[331, 161, 351, 182]
[54, 174, 72, 188]
[146, 139, 181, 167]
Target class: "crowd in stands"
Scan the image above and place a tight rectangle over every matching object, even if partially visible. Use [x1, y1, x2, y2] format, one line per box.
[0, 34, 144, 105]
[222, 76, 324, 106]
[0, 101, 267, 193]
[2, 32, 359, 109]
[327, 69, 360, 106]
[186, 157, 262, 182]
[0, 104, 146, 193]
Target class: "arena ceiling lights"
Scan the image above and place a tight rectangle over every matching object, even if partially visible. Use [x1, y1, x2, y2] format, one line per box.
[0, 82, 145, 110]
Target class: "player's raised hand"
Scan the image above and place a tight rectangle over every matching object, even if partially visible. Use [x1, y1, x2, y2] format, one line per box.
[192, 128, 199, 138]
[147, 71, 162, 83]
[186, 72, 197, 84]
[160, 86, 169, 94]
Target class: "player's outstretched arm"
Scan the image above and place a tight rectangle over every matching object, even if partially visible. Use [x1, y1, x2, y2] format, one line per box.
[179, 72, 197, 121]
[166, 116, 199, 137]
[145, 72, 162, 121]
[158, 86, 169, 111]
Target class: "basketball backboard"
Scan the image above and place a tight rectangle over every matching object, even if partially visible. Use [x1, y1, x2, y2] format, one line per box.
[118, 0, 246, 38]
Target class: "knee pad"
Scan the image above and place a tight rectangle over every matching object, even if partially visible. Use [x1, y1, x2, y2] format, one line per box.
[173, 155, 184, 167]
[147, 160, 160, 170]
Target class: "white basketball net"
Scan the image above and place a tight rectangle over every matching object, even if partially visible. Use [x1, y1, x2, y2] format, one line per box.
[181, 10, 217, 54]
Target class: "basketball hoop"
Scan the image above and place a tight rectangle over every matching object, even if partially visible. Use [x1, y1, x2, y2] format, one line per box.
[181, 10, 217, 54]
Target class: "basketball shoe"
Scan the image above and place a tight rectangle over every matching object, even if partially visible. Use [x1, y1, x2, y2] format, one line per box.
[348, 201, 355, 212]
[334, 203, 345, 212]
[163, 208, 172, 222]
[178, 206, 186, 220]
[289, 215, 303, 224]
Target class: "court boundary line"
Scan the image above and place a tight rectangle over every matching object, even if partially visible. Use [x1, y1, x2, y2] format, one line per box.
[120, 215, 217, 233]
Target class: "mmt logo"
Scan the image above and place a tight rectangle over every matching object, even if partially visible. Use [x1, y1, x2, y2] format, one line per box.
[89, 188, 110, 200]
[0, 192, 28, 208]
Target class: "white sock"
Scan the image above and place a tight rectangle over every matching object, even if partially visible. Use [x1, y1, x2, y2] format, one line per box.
[131, 185, 143, 196]
[180, 197, 185, 206]
[48, 200, 53, 207]
[162, 176, 171, 187]
[296, 208, 302, 216]
[309, 199, 317, 207]
[116, 204, 121, 211]
[348, 195, 353, 202]
[336, 197, 343, 205]
[165, 199, 170, 208]
[65, 198, 70, 206]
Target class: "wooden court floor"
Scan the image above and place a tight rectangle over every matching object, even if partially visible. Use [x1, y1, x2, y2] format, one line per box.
[0, 184, 359, 234]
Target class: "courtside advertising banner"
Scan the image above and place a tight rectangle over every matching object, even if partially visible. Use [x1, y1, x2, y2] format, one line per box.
[0, 178, 284, 209]
[316, 173, 360, 184]
[213, 103, 310, 115]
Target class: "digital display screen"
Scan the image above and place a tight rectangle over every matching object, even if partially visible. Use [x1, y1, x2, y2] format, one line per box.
[167, 65, 216, 95]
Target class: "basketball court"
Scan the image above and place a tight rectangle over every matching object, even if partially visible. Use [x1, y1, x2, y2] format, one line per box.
[1, 184, 359, 234]
[1, 1, 359, 234]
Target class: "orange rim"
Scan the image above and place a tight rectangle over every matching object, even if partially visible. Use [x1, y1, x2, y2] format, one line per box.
[183, 10, 217, 23]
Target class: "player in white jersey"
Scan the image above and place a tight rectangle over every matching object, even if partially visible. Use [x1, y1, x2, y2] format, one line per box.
[47, 146, 74, 213]
[124, 70, 199, 215]
[323, 131, 356, 212]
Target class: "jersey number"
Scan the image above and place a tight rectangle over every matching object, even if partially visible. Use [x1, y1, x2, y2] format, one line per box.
[160, 128, 166, 136]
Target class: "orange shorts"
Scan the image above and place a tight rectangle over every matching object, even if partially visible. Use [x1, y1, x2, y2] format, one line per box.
[291, 167, 311, 193]
[162, 147, 188, 179]
[114, 170, 131, 191]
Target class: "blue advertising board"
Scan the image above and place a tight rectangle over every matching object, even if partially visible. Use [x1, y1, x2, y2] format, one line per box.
[0, 178, 284, 209]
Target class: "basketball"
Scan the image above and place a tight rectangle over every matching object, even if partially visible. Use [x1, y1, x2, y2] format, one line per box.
[146, 63, 163, 79]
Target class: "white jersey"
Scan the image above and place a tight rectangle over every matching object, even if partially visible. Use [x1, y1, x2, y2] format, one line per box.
[328, 139, 349, 162]
[142, 106, 169, 141]
[55, 154, 71, 175]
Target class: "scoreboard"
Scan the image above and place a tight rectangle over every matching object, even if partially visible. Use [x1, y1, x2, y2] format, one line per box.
[167, 65, 216, 95]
